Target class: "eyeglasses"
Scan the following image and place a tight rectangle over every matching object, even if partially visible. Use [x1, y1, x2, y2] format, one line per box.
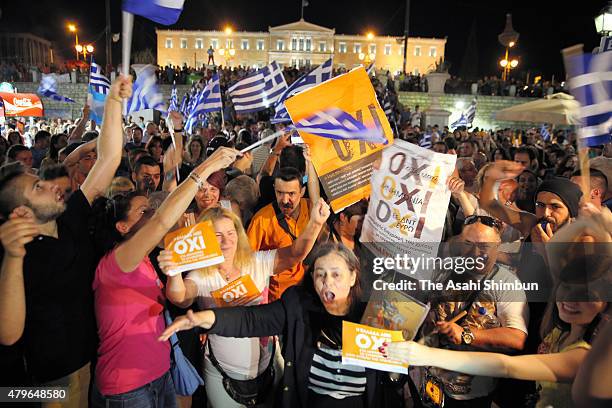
[464, 215, 503, 232]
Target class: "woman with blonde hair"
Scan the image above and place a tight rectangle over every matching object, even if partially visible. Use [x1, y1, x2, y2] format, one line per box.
[157, 200, 330, 407]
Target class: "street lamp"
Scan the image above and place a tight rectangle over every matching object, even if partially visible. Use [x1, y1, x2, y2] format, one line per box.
[366, 32, 374, 40]
[358, 51, 375, 65]
[224, 26, 233, 35]
[68, 23, 79, 60]
[75, 44, 94, 60]
[595, 2, 612, 35]
[219, 47, 235, 66]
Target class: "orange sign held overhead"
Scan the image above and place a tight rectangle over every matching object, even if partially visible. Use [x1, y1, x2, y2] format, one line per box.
[163, 221, 224, 276]
[211, 275, 262, 308]
[284, 67, 393, 213]
[0, 93, 44, 117]
[342, 321, 408, 374]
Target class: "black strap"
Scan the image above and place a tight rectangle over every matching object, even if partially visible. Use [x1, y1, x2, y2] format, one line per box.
[207, 337, 276, 381]
[272, 200, 297, 241]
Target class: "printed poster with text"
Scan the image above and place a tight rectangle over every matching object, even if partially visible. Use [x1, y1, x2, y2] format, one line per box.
[163, 221, 224, 275]
[342, 321, 408, 374]
[361, 139, 456, 277]
[284, 67, 394, 213]
[211, 275, 263, 307]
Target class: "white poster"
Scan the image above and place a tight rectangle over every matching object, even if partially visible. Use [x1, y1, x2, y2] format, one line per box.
[361, 139, 456, 275]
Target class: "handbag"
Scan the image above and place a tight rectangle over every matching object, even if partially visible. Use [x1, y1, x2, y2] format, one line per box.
[164, 310, 205, 396]
[207, 337, 276, 406]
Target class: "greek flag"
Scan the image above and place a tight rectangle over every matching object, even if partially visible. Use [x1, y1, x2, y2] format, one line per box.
[38, 74, 75, 103]
[124, 64, 167, 115]
[185, 74, 222, 134]
[565, 51, 612, 147]
[420, 133, 433, 149]
[87, 61, 111, 123]
[450, 113, 468, 129]
[464, 99, 477, 126]
[168, 82, 178, 112]
[179, 92, 188, 115]
[382, 90, 393, 118]
[293, 107, 387, 144]
[228, 61, 288, 114]
[540, 124, 551, 141]
[272, 58, 333, 123]
[122, 0, 184, 25]
[366, 62, 375, 76]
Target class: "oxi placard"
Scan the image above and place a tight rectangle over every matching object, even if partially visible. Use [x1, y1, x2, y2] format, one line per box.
[342, 321, 408, 374]
[210, 275, 262, 307]
[163, 221, 224, 275]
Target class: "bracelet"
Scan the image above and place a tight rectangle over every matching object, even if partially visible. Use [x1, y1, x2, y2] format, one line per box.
[109, 95, 122, 103]
[173, 128, 184, 133]
[189, 172, 205, 190]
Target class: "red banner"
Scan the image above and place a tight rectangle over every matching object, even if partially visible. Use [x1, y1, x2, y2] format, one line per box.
[0, 93, 44, 117]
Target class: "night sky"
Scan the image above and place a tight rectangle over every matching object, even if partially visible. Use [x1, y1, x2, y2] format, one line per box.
[0, 0, 606, 79]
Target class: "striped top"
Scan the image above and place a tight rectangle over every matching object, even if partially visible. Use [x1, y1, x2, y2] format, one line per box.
[308, 343, 367, 399]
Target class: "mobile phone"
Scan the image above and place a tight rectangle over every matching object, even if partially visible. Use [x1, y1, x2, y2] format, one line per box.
[219, 199, 232, 210]
[539, 220, 548, 231]
[291, 134, 305, 145]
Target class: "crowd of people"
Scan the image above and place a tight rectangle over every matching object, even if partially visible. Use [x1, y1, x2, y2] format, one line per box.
[0, 69, 610, 408]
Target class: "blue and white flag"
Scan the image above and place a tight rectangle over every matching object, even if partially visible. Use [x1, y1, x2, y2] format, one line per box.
[272, 58, 333, 123]
[450, 113, 468, 129]
[168, 82, 178, 112]
[179, 92, 188, 115]
[293, 107, 387, 144]
[228, 61, 288, 114]
[87, 61, 111, 124]
[185, 74, 222, 134]
[366, 62, 375, 76]
[38, 74, 75, 103]
[565, 51, 612, 147]
[420, 133, 432, 149]
[540, 124, 551, 141]
[125, 64, 167, 115]
[122, 0, 184, 25]
[464, 98, 477, 127]
[382, 90, 393, 119]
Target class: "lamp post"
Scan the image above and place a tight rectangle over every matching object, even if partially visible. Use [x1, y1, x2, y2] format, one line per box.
[499, 41, 519, 81]
[595, 1, 612, 52]
[76, 44, 94, 60]
[219, 47, 235, 67]
[497, 14, 520, 81]
[68, 23, 79, 60]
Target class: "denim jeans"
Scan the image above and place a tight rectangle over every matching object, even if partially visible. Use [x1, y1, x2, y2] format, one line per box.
[92, 370, 178, 408]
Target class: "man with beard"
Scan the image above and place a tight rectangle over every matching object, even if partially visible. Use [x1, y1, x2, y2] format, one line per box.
[132, 155, 161, 196]
[514, 169, 539, 213]
[247, 166, 314, 301]
[423, 216, 528, 408]
[0, 76, 132, 407]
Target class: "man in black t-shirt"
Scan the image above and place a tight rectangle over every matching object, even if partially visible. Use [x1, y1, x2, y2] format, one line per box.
[0, 76, 132, 407]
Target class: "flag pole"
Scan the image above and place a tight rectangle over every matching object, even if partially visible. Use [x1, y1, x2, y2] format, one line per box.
[121, 11, 134, 77]
[239, 129, 284, 154]
[561, 44, 591, 202]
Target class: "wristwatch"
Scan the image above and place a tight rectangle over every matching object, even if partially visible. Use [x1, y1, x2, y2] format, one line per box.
[173, 127, 184, 133]
[461, 326, 475, 345]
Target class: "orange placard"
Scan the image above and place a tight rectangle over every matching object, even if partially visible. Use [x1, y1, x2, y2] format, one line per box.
[210, 275, 262, 307]
[284, 67, 393, 213]
[0, 93, 44, 117]
[341, 321, 408, 374]
[163, 221, 224, 275]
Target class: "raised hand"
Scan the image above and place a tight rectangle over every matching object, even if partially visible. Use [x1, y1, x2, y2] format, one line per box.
[485, 160, 524, 181]
[108, 75, 133, 102]
[447, 176, 465, 195]
[168, 111, 184, 133]
[157, 249, 179, 277]
[197, 146, 239, 175]
[310, 198, 331, 226]
[0, 206, 40, 258]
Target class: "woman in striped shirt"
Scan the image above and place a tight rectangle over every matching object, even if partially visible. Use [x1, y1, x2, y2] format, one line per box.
[159, 242, 405, 407]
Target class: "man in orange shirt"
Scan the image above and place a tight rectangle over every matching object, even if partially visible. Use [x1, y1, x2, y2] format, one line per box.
[247, 164, 319, 301]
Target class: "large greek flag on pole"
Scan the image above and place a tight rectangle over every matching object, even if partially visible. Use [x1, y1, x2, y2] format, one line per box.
[464, 99, 477, 127]
[185, 74, 222, 134]
[87, 61, 111, 123]
[272, 58, 333, 123]
[228, 61, 288, 113]
[450, 113, 468, 128]
[38, 74, 75, 103]
[122, 0, 184, 25]
[293, 107, 387, 144]
[168, 82, 178, 112]
[565, 51, 612, 147]
[124, 64, 167, 115]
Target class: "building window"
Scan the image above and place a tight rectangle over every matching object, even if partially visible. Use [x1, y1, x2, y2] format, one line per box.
[299, 38, 304, 51]
[319, 41, 326, 52]
[226, 39, 234, 49]
[429, 47, 437, 57]
[195, 39, 203, 49]
[211, 39, 218, 49]
[369, 44, 376, 54]
[165, 38, 173, 48]
[180, 39, 187, 49]
[414, 46, 421, 56]
[299, 58, 304, 67]
[339, 42, 347, 53]
[384, 44, 391, 55]
[257, 39, 265, 50]
[305, 38, 311, 51]
[277, 40, 285, 51]
[291, 38, 297, 51]
[241, 39, 249, 50]
[305, 59, 311, 66]
[354, 43, 361, 53]
[291, 58, 297, 67]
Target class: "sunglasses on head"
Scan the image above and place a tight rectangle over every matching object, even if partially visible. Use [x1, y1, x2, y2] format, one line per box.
[464, 215, 503, 232]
